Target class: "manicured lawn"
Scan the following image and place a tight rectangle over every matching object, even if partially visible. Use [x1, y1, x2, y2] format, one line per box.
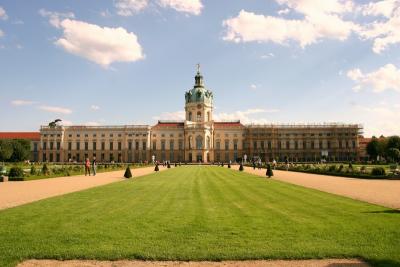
[0, 166, 399, 266]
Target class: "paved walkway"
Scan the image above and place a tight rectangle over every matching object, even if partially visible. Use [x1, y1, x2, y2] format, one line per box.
[0, 166, 165, 210]
[230, 165, 400, 209]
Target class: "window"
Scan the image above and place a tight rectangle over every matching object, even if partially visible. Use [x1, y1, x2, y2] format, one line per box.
[68, 142, 72, 151]
[261, 141, 265, 149]
[34, 143, 38, 152]
[179, 140, 183, 150]
[161, 140, 166, 151]
[352, 140, 356, 148]
[253, 141, 257, 149]
[85, 134, 88, 138]
[128, 142, 132, 150]
[142, 141, 146, 150]
[153, 141, 156, 150]
[76, 142, 80, 150]
[93, 142, 97, 151]
[295, 141, 298, 150]
[268, 141, 272, 149]
[101, 142, 105, 150]
[170, 140, 174, 150]
[85, 142, 89, 151]
[136, 141, 139, 150]
[197, 111, 201, 122]
[56, 142, 60, 150]
[233, 141, 238, 151]
[286, 141, 290, 149]
[110, 142, 113, 151]
[319, 141, 323, 149]
[196, 136, 203, 149]
[225, 140, 229, 150]
[216, 141, 221, 150]
[118, 142, 122, 151]
[207, 111, 210, 122]
[50, 142, 54, 150]
[327, 141, 331, 149]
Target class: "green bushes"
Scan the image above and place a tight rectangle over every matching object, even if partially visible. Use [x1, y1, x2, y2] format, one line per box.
[42, 164, 50, 175]
[124, 166, 132, 178]
[8, 166, 25, 181]
[371, 167, 386, 176]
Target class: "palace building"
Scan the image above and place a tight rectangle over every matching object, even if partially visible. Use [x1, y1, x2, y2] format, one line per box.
[37, 68, 362, 163]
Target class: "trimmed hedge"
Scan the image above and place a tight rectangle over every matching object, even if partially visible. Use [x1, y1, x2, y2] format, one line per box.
[8, 166, 24, 179]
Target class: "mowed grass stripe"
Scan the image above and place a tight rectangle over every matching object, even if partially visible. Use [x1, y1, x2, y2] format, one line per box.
[0, 166, 399, 267]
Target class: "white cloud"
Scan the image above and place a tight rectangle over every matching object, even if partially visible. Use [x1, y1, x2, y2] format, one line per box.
[360, 0, 399, 18]
[0, 6, 8, 20]
[39, 105, 73, 114]
[114, 0, 149, 16]
[0, 29, 3, 38]
[223, 4, 357, 48]
[84, 121, 102, 126]
[39, 9, 75, 28]
[11, 100, 36, 106]
[152, 110, 185, 121]
[347, 64, 400, 93]
[214, 108, 279, 124]
[261, 53, 275, 59]
[90, 105, 100, 111]
[158, 0, 203, 15]
[278, 8, 290, 15]
[52, 18, 144, 67]
[250, 84, 258, 90]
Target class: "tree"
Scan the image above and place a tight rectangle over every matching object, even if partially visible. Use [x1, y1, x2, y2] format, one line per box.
[366, 138, 380, 160]
[387, 136, 400, 150]
[0, 140, 13, 161]
[124, 166, 132, 178]
[387, 148, 400, 162]
[10, 139, 31, 162]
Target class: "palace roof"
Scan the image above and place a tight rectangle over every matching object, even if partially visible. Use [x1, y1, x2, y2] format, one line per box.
[153, 121, 185, 128]
[214, 121, 244, 128]
[0, 132, 40, 140]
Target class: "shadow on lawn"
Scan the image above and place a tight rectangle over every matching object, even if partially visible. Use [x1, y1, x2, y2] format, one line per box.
[363, 209, 400, 214]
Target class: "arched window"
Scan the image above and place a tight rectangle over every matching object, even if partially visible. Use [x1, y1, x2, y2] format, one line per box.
[196, 136, 203, 150]
[188, 112, 192, 121]
[197, 111, 201, 122]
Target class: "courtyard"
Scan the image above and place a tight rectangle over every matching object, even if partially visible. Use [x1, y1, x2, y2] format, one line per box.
[0, 166, 399, 267]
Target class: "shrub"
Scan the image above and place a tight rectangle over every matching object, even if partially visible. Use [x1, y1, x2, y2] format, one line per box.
[228, 163, 231, 168]
[154, 164, 159, 172]
[328, 165, 337, 172]
[266, 164, 273, 178]
[30, 165, 36, 175]
[371, 167, 386, 176]
[338, 165, 344, 172]
[360, 166, 367, 173]
[349, 162, 353, 170]
[167, 162, 171, 169]
[124, 166, 132, 178]
[8, 166, 24, 178]
[239, 163, 244, 171]
[42, 164, 50, 175]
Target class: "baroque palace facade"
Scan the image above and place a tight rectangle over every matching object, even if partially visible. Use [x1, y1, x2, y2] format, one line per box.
[38, 69, 362, 163]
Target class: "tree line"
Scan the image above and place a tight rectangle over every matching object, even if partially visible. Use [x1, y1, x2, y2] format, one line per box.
[367, 136, 400, 162]
[0, 139, 31, 162]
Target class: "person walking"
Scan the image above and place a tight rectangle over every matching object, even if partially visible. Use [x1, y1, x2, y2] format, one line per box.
[92, 157, 97, 176]
[85, 158, 91, 176]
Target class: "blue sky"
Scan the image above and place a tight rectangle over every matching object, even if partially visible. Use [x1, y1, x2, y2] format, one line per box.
[0, 0, 400, 136]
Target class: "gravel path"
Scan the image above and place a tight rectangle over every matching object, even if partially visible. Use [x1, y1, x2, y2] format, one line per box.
[230, 165, 400, 209]
[18, 259, 368, 267]
[0, 166, 166, 210]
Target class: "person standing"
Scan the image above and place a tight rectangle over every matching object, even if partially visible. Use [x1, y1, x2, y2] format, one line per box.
[92, 157, 97, 176]
[85, 158, 91, 176]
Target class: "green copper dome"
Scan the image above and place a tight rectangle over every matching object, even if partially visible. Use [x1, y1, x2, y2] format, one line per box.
[185, 68, 213, 105]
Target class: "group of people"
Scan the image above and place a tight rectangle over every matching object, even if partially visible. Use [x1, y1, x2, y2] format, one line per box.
[84, 157, 97, 176]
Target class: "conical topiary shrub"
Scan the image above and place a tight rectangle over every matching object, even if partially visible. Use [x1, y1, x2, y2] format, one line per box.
[167, 162, 171, 168]
[239, 163, 244, 171]
[266, 164, 273, 178]
[124, 166, 132, 178]
[154, 164, 159, 172]
[228, 163, 231, 168]
[42, 163, 49, 175]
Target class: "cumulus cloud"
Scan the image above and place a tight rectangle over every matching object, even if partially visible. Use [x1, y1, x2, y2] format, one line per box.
[360, 0, 399, 18]
[40, 10, 145, 67]
[214, 108, 279, 124]
[223, 1, 358, 48]
[11, 100, 36, 106]
[39, 9, 75, 28]
[347, 64, 400, 92]
[261, 53, 275, 59]
[278, 8, 290, 15]
[114, 0, 203, 16]
[158, 0, 203, 15]
[39, 105, 73, 114]
[0, 6, 8, 20]
[115, 0, 149, 16]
